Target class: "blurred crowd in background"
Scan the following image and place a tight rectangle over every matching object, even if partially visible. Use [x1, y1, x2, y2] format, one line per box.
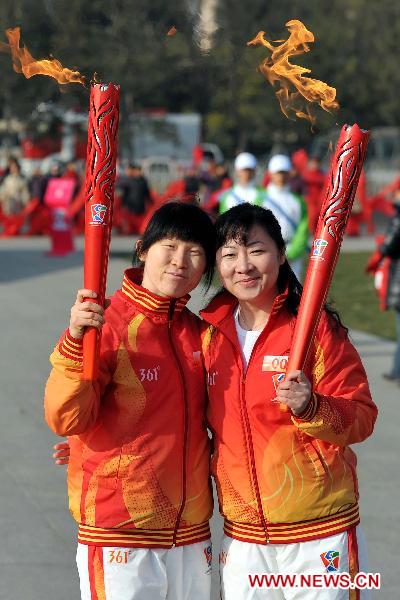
[1, 142, 399, 239]
[1, 136, 400, 383]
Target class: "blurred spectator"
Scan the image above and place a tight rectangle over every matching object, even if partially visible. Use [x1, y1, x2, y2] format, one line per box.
[118, 163, 152, 216]
[218, 152, 266, 213]
[264, 154, 309, 280]
[48, 161, 63, 180]
[288, 163, 307, 197]
[262, 151, 307, 196]
[162, 164, 200, 204]
[62, 161, 81, 199]
[347, 169, 367, 237]
[63, 161, 80, 183]
[204, 164, 232, 215]
[181, 164, 201, 203]
[379, 190, 400, 383]
[199, 150, 222, 205]
[28, 167, 49, 204]
[303, 156, 326, 233]
[291, 148, 309, 176]
[0, 157, 29, 215]
[215, 163, 232, 190]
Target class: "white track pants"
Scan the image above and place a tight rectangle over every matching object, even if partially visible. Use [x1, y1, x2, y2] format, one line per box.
[220, 526, 370, 599]
[76, 540, 212, 600]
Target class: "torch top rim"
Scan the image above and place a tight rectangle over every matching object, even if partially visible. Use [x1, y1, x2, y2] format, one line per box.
[91, 82, 120, 91]
[343, 123, 370, 135]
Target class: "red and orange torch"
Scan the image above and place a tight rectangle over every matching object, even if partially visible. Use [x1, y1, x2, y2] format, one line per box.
[82, 83, 120, 380]
[286, 124, 370, 374]
[248, 20, 370, 392]
[1, 28, 120, 380]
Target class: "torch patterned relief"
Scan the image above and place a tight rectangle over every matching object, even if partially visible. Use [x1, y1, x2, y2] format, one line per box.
[84, 84, 120, 225]
[320, 125, 370, 241]
[83, 83, 120, 380]
[285, 124, 369, 378]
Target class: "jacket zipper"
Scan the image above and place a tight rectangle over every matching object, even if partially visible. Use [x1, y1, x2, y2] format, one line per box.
[238, 322, 275, 543]
[168, 299, 189, 546]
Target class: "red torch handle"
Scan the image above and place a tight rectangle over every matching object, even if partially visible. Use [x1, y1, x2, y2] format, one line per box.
[286, 124, 370, 376]
[83, 83, 120, 381]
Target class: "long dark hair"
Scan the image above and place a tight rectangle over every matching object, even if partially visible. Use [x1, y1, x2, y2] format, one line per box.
[133, 201, 216, 289]
[215, 203, 347, 331]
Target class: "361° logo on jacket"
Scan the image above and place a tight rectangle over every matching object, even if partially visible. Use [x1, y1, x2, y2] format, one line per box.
[207, 371, 218, 386]
[139, 366, 160, 382]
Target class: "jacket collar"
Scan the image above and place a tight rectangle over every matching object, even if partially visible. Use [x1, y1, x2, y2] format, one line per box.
[200, 287, 288, 335]
[120, 268, 190, 318]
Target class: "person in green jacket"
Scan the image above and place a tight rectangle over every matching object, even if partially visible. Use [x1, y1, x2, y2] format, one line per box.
[218, 152, 267, 214]
[264, 154, 309, 279]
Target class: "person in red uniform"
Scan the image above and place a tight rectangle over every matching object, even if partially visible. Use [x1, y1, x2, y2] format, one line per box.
[303, 156, 326, 234]
[200, 203, 377, 599]
[45, 202, 216, 600]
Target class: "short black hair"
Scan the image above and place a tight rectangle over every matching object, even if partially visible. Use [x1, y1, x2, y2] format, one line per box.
[215, 203, 348, 331]
[133, 201, 216, 289]
[215, 203, 285, 254]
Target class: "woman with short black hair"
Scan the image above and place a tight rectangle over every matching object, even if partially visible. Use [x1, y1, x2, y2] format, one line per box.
[45, 202, 216, 600]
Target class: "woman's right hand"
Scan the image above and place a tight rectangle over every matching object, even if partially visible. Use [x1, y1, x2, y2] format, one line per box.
[69, 289, 105, 339]
[53, 441, 70, 466]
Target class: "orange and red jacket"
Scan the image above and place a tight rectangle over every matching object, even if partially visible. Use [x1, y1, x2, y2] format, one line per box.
[200, 290, 377, 545]
[44, 269, 212, 548]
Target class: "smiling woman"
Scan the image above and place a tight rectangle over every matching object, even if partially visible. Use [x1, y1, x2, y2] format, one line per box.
[134, 200, 215, 296]
[217, 225, 285, 328]
[44, 201, 216, 600]
[200, 203, 378, 600]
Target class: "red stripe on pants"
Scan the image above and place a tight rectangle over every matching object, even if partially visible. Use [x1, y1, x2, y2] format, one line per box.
[88, 546, 106, 600]
[347, 527, 360, 600]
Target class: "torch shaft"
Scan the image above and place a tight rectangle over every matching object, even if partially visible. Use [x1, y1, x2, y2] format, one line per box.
[83, 83, 120, 381]
[286, 124, 370, 375]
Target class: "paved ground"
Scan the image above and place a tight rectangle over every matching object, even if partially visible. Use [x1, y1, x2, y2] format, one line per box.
[0, 235, 398, 599]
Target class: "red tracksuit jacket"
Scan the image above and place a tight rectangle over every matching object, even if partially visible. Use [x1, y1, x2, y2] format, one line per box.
[45, 269, 213, 548]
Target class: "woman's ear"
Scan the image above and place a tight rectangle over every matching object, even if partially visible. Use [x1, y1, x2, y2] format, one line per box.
[279, 252, 286, 266]
[136, 239, 145, 262]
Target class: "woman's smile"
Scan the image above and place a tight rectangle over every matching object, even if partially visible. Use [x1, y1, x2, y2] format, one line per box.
[236, 276, 260, 287]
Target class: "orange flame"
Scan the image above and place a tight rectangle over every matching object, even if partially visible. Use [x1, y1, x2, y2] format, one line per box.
[248, 20, 339, 124]
[0, 27, 85, 85]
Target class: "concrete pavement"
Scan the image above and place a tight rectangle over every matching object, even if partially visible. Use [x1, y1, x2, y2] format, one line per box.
[0, 235, 398, 599]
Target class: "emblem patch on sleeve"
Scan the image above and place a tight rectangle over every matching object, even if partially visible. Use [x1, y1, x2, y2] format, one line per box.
[272, 372, 285, 391]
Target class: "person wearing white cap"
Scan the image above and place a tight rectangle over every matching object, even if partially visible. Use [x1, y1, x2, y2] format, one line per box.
[263, 154, 309, 279]
[218, 152, 267, 214]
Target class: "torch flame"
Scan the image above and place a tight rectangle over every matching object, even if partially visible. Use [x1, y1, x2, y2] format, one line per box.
[0, 27, 85, 86]
[248, 20, 339, 124]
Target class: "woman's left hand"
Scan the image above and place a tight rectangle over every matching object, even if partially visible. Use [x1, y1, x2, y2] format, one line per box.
[273, 370, 312, 415]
